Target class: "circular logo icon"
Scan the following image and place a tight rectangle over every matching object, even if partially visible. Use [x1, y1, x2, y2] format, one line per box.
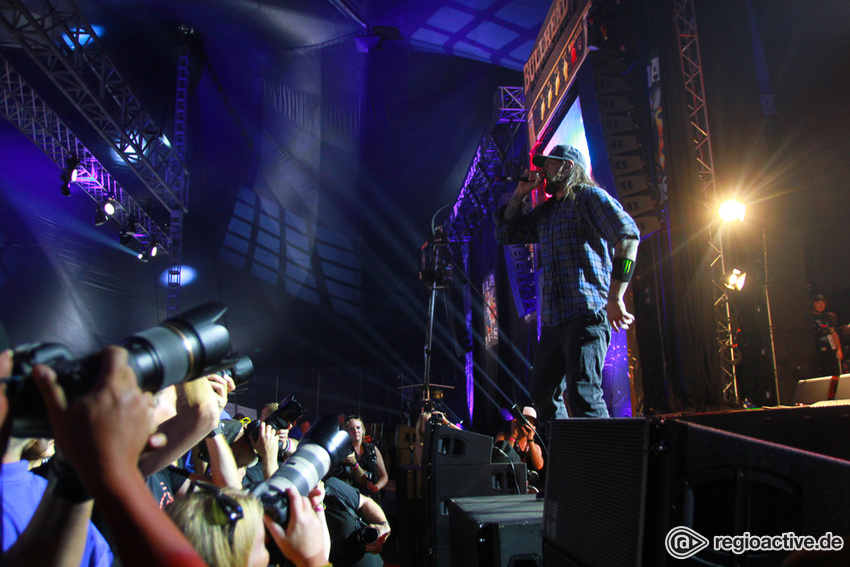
[665, 526, 710, 560]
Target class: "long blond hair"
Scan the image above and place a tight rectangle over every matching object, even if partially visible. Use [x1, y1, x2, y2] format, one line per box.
[166, 487, 263, 567]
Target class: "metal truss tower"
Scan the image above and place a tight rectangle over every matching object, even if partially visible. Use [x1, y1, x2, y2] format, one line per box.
[0, 57, 169, 251]
[0, 0, 189, 215]
[673, 0, 739, 403]
[445, 86, 526, 241]
[166, 26, 192, 318]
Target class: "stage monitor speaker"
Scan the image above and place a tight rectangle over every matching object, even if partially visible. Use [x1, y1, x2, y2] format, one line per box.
[448, 494, 544, 567]
[793, 374, 850, 405]
[423, 423, 493, 467]
[543, 410, 850, 566]
[427, 462, 527, 566]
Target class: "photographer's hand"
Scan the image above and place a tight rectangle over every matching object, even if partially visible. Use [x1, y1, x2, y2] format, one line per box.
[32, 346, 207, 567]
[252, 422, 279, 479]
[205, 373, 234, 414]
[33, 346, 160, 477]
[264, 487, 329, 567]
[364, 522, 390, 554]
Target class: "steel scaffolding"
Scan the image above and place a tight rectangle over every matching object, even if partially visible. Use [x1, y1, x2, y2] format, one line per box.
[166, 25, 192, 318]
[0, 0, 189, 214]
[0, 57, 169, 252]
[446, 86, 526, 241]
[673, 0, 739, 403]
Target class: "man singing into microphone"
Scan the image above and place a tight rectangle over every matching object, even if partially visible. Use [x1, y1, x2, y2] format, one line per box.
[495, 145, 640, 423]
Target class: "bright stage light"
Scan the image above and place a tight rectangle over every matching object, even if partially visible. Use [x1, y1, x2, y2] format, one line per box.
[159, 266, 197, 287]
[719, 199, 746, 223]
[724, 268, 747, 291]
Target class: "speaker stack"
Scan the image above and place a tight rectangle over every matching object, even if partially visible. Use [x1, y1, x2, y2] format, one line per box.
[422, 424, 527, 566]
[542, 407, 850, 566]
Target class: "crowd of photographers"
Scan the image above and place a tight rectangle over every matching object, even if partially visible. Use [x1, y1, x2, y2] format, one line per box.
[0, 336, 391, 567]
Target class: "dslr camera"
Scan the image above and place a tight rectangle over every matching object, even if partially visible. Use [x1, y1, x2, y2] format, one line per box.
[250, 414, 351, 527]
[5, 303, 243, 438]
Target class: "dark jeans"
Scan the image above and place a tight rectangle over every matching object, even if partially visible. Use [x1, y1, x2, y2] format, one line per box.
[530, 312, 611, 422]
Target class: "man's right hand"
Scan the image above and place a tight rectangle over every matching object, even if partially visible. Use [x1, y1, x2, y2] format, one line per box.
[516, 169, 543, 196]
[32, 346, 161, 486]
[253, 422, 278, 464]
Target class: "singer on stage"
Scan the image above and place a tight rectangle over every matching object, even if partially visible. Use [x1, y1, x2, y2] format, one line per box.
[495, 145, 640, 423]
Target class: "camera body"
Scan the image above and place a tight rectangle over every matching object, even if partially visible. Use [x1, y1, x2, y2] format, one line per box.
[355, 524, 379, 545]
[245, 394, 305, 461]
[6, 303, 240, 438]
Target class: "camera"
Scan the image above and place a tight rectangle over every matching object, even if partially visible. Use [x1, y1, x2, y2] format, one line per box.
[250, 414, 352, 527]
[5, 302, 239, 438]
[221, 355, 254, 387]
[245, 394, 305, 460]
[355, 524, 379, 545]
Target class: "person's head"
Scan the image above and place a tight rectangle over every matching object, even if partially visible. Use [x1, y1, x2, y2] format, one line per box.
[299, 421, 311, 434]
[21, 438, 54, 467]
[166, 484, 267, 567]
[345, 415, 366, 445]
[813, 294, 827, 313]
[515, 406, 538, 431]
[531, 144, 595, 197]
[260, 403, 279, 422]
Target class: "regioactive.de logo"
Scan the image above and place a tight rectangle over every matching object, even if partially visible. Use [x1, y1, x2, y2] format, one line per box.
[666, 526, 710, 559]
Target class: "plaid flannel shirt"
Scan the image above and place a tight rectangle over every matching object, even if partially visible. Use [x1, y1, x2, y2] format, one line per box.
[495, 184, 640, 326]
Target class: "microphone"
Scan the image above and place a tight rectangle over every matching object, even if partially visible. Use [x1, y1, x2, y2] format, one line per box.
[510, 404, 534, 430]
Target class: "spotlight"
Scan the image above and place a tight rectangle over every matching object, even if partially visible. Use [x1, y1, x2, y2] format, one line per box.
[93, 207, 108, 226]
[94, 199, 115, 227]
[137, 240, 158, 262]
[59, 155, 80, 197]
[119, 231, 133, 247]
[719, 199, 745, 223]
[724, 268, 747, 291]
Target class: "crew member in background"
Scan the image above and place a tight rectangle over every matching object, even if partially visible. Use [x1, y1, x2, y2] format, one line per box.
[494, 406, 544, 473]
[495, 145, 640, 423]
[812, 294, 842, 376]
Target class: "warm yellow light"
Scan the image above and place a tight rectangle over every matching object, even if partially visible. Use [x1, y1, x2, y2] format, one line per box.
[724, 268, 747, 291]
[719, 199, 746, 222]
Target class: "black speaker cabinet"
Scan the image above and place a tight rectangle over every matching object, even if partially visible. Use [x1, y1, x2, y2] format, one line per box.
[423, 423, 494, 467]
[448, 494, 544, 567]
[426, 462, 527, 566]
[543, 408, 850, 566]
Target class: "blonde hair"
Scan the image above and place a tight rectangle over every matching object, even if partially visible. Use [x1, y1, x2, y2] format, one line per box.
[166, 487, 263, 567]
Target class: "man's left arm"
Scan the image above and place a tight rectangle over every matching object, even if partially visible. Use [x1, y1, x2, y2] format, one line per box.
[607, 237, 639, 332]
[357, 494, 391, 554]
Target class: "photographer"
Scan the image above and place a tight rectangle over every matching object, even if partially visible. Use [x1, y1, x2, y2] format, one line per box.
[142, 373, 234, 508]
[27, 346, 209, 567]
[335, 416, 387, 499]
[324, 476, 391, 567]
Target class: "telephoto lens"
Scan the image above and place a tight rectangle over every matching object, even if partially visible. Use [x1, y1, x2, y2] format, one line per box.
[6, 303, 237, 438]
[250, 414, 352, 527]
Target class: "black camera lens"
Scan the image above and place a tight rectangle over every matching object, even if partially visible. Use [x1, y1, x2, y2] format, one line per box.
[356, 525, 379, 545]
[7, 302, 240, 438]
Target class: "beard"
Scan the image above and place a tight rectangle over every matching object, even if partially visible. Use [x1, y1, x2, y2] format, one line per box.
[543, 177, 566, 196]
[543, 162, 572, 195]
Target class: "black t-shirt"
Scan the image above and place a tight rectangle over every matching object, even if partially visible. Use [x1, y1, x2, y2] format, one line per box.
[146, 467, 186, 509]
[242, 461, 265, 489]
[324, 477, 383, 567]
